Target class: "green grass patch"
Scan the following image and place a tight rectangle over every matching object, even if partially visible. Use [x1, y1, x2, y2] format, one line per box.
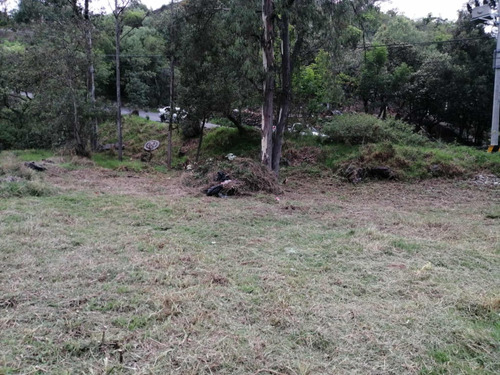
[209, 117, 234, 127]
[10, 149, 54, 161]
[97, 115, 190, 168]
[324, 143, 361, 169]
[0, 180, 54, 198]
[91, 153, 144, 171]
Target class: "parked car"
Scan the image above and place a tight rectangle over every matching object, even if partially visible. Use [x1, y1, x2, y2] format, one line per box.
[158, 106, 188, 122]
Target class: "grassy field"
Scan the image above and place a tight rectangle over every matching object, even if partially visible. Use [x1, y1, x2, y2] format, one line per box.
[0, 153, 499, 374]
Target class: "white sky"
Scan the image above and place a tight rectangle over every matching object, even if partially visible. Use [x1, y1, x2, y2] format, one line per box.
[1, 0, 174, 13]
[2, 0, 469, 20]
[379, 0, 467, 20]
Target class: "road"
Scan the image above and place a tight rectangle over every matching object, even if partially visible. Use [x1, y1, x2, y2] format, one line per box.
[121, 107, 220, 129]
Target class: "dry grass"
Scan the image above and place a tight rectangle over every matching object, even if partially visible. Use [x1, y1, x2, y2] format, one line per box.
[0, 157, 499, 374]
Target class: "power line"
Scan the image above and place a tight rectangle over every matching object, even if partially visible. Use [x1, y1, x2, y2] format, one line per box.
[360, 36, 493, 50]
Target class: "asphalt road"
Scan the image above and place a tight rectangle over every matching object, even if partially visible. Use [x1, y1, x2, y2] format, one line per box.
[121, 107, 219, 129]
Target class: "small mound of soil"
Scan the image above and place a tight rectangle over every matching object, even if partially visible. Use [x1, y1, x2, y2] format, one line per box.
[182, 157, 282, 195]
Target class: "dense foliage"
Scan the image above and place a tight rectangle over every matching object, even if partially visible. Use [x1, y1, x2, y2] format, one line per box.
[0, 0, 496, 156]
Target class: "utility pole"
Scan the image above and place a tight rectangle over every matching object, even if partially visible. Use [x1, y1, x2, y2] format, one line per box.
[469, 1, 500, 152]
[490, 22, 500, 152]
[115, 0, 123, 161]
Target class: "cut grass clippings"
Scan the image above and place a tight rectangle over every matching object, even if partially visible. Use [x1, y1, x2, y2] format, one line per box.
[0, 154, 499, 374]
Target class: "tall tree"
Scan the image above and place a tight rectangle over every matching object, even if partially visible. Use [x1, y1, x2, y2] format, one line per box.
[114, 0, 131, 161]
[261, 0, 274, 169]
[8, 0, 102, 155]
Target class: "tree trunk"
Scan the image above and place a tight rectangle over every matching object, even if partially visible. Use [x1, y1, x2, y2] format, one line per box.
[167, 57, 174, 168]
[272, 11, 291, 177]
[261, 0, 274, 169]
[378, 101, 387, 120]
[226, 113, 246, 134]
[84, 0, 98, 152]
[196, 117, 206, 163]
[69, 78, 88, 157]
[115, 0, 123, 161]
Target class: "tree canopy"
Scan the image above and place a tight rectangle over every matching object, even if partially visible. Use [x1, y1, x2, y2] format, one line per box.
[0, 0, 496, 157]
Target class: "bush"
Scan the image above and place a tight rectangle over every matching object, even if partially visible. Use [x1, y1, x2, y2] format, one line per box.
[322, 113, 428, 146]
[202, 126, 260, 158]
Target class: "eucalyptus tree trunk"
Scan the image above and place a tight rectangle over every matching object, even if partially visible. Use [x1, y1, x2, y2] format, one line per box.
[261, 0, 274, 169]
[68, 78, 87, 157]
[84, 0, 98, 151]
[115, 0, 123, 161]
[272, 10, 291, 176]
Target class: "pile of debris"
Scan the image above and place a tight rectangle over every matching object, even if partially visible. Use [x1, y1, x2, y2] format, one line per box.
[24, 161, 47, 171]
[183, 157, 282, 196]
[204, 171, 242, 197]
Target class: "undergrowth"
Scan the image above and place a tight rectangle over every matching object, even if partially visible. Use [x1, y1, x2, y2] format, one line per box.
[6, 112, 498, 181]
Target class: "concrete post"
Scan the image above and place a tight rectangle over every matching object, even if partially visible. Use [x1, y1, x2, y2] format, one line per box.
[489, 21, 500, 151]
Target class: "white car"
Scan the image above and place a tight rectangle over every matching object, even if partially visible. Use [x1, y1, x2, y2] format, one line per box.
[158, 106, 187, 122]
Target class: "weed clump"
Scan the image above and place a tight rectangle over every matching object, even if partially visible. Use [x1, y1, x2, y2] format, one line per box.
[183, 157, 282, 195]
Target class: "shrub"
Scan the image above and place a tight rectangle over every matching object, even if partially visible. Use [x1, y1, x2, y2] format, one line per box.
[322, 113, 428, 146]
